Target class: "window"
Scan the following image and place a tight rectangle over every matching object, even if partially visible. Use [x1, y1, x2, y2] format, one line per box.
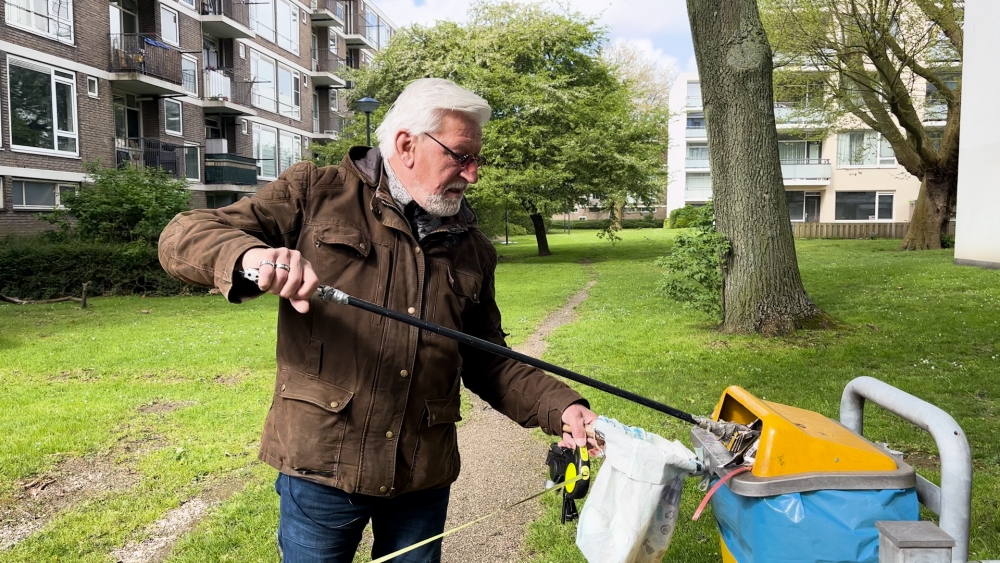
[686, 143, 709, 165]
[12, 180, 75, 210]
[182, 146, 200, 180]
[276, 0, 300, 55]
[279, 131, 301, 173]
[239, 43, 246, 58]
[250, 0, 275, 42]
[365, 10, 378, 45]
[778, 140, 822, 163]
[835, 191, 894, 221]
[786, 191, 821, 222]
[686, 82, 701, 107]
[178, 0, 195, 9]
[686, 113, 705, 129]
[7, 58, 78, 155]
[242, 118, 248, 135]
[924, 73, 959, 122]
[87, 76, 99, 97]
[837, 131, 895, 167]
[164, 99, 182, 135]
[207, 192, 239, 208]
[277, 64, 301, 119]
[160, 6, 179, 46]
[251, 51, 277, 112]
[6, 0, 73, 44]
[181, 56, 198, 96]
[253, 123, 278, 179]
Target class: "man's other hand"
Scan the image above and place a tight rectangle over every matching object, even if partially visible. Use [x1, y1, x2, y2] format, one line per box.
[560, 403, 598, 449]
[242, 247, 319, 313]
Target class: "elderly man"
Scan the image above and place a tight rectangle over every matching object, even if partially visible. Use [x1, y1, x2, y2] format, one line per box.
[159, 78, 596, 562]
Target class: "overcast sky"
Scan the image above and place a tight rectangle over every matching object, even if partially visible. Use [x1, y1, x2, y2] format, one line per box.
[372, 0, 696, 77]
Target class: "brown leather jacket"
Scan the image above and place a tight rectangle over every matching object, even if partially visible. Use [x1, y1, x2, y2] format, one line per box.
[159, 147, 585, 496]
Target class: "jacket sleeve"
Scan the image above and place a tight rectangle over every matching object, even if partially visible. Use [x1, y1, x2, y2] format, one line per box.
[459, 235, 588, 436]
[158, 161, 321, 302]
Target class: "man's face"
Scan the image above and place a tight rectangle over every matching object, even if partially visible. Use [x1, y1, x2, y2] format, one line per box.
[408, 111, 482, 217]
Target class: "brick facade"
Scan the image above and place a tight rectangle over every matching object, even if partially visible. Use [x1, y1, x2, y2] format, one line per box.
[0, 0, 393, 236]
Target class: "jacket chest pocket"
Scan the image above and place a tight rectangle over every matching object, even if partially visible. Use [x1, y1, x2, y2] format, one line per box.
[312, 224, 390, 325]
[427, 261, 482, 333]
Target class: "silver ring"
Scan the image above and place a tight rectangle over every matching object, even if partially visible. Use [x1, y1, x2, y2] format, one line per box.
[275, 263, 291, 271]
[259, 260, 276, 268]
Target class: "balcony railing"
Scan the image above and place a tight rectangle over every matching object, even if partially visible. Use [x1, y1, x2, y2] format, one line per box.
[315, 51, 347, 74]
[686, 96, 702, 107]
[109, 33, 181, 84]
[685, 186, 713, 202]
[685, 158, 710, 169]
[773, 101, 824, 125]
[114, 137, 185, 177]
[685, 127, 707, 138]
[203, 67, 252, 106]
[201, 0, 250, 27]
[205, 153, 258, 185]
[310, 0, 344, 19]
[780, 158, 831, 181]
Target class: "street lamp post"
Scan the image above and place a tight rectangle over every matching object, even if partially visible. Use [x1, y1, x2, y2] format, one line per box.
[354, 97, 380, 146]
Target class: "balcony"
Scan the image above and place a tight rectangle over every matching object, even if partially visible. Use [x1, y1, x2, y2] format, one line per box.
[309, 0, 344, 27]
[781, 159, 831, 185]
[311, 52, 347, 87]
[685, 158, 710, 169]
[205, 153, 258, 185]
[201, 0, 254, 39]
[202, 68, 257, 115]
[114, 138, 189, 179]
[685, 96, 702, 108]
[344, 14, 377, 50]
[314, 110, 345, 139]
[924, 102, 948, 122]
[685, 127, 707, 139]
[773, 102, 825, 127]
[685, 186, 713, 202]
[108, 34, 185, 95]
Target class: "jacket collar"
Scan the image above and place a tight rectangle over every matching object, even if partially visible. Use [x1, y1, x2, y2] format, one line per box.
[343, 146, 479, 235]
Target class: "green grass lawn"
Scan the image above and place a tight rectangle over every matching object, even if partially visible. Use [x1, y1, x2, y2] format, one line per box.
[1, 228, 998, 562]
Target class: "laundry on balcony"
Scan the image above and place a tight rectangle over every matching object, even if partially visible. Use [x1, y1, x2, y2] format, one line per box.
[143, 36, 171, 49]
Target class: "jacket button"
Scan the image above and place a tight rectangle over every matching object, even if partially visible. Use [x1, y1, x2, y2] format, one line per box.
[379, 486, 388, 493]
[280, 384, 286, 392]
[385, 431, 393, 439]
[407, 307, 415, 315]
[415, 247, 421, 254]
[359, 242, 366, 250]
[400, 370, 409, 378]
[315, 241, 320, 247]
[330, 401, 339, 408]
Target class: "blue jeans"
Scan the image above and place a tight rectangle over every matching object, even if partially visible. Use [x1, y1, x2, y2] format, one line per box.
[275, 473, 450, 563]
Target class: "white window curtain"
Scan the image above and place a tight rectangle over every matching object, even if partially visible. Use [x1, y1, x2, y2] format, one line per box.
[837, 131, 878, 166]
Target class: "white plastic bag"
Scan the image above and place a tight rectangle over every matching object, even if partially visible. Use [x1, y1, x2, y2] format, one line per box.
[576, 417, 699, 563]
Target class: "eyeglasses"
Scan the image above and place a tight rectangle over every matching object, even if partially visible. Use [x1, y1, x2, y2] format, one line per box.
[424, 133, 488, 168]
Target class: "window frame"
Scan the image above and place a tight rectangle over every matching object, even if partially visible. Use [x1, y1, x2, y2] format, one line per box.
[278, 130, 301, 174]
[277, 64, 301, 119]
[250, 50, 277, 113]
[250, 0, 275, 42]
[87, 76, 99, 97]
[11, 179, 77, 210]
[836, 131, 896, 168]
[834, 190, 895, 222]
[253, 123, 278, 180]
[164, 99, 183, 136]
[5, 0, 75, 45]
[182, 144, 200, 181]
[160, 5, 180, 47]
[181, 55, 198, 96]
[276, 0, 300, 55]
[6, 57, 80, 157]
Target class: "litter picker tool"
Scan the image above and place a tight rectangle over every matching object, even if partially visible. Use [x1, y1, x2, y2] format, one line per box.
[242, 270, 747, 440]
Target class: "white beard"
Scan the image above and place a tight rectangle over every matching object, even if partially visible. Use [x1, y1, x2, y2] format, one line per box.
[420, 182, 465, 216]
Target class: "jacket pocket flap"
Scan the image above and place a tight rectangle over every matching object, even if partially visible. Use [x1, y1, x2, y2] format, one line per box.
[450, 269, 482, 303]
[426, 395, 462, 426]
[314, 224, 371, 258]
[281, 369, 354, 413]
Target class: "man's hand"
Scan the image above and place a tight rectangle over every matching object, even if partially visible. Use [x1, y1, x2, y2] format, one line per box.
[560, 403, 598, 449]
[242, 247, 319, 313]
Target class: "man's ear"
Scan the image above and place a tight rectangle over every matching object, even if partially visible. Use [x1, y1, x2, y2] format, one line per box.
[395, 131, 416, 168]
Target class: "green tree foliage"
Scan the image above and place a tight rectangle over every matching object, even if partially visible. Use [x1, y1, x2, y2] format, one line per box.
[348, 1, 666, 255]
[42, 161, 191, 244]
[759, 0, 964, 250]
[657, 203, 730, 319]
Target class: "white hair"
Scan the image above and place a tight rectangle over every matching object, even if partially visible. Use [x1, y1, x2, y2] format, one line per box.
[376, 78, 491, 160]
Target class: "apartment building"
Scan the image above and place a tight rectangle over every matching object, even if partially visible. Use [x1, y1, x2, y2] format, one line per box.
[0, 0, 394, 235]
[666, 71, 936, 225]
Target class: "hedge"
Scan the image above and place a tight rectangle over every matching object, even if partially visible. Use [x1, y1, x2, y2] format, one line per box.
[0, 238, 203, 300]
[557, 218, 664, 230]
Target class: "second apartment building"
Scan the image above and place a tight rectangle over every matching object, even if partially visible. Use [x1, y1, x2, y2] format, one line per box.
[0, 0, 394, 235]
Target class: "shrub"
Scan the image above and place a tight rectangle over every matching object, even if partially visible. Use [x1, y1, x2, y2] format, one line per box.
[0, 237, 200, 299]
[668, 205, 706, 228]
[42, 161, 191, 244]
[560, 218, 664, 230]
[656, 202, 729, 319]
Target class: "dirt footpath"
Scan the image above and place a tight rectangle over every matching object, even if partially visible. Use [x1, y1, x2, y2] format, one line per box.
[441, 280, 596, 563]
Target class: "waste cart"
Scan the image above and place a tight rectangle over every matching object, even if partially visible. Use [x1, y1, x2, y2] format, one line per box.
[690, 386, 919, 563]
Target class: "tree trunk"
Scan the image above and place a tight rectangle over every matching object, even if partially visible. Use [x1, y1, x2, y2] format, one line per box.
[900, 171, 956, 250]
[612, 200, 625, 230]
[688, 0, 826, 335]
[530, 213, 552, 256]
